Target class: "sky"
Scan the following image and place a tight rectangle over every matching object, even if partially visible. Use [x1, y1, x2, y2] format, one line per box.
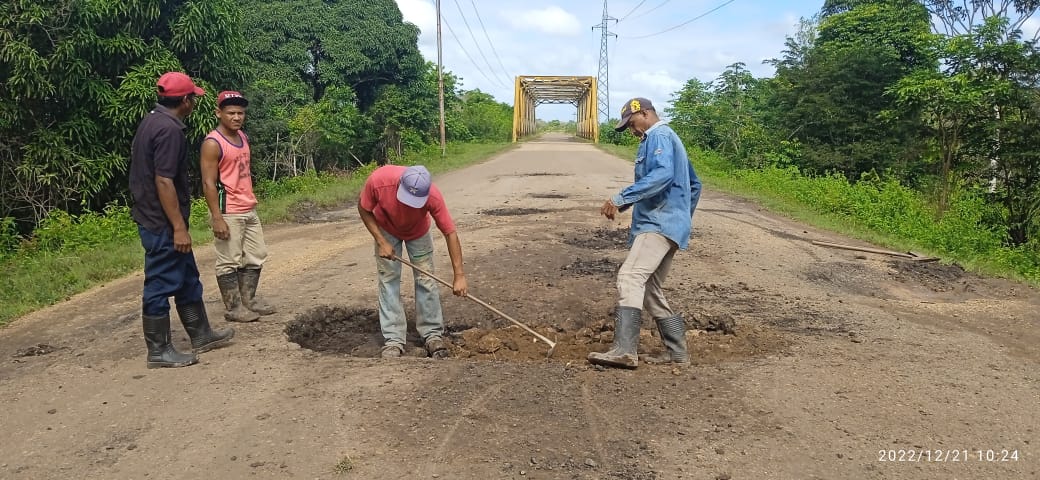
[393, 0, 824, 121]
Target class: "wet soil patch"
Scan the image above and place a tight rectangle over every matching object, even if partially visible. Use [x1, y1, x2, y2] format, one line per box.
[671, 281, 855, 340]
[12, 343, 59, 357]
[767, 229, 806, 242]
[289, 200, 353, 223]
[886, 259, 967, 293]
[562, 227, 629, 250]
[527, 193, 570, 199]
[803, 262, 891, 299]
[480, 207, 551, 216]
[561, 257, 619, 277]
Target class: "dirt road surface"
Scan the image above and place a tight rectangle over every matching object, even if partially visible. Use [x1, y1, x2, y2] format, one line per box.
[2, 133, 1038, 480]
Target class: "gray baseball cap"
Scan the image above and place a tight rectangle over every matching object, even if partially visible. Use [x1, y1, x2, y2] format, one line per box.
[614, 97, 655, 131]
[397, 165, 432, 208]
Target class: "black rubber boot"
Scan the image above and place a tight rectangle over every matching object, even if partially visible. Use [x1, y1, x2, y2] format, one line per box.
[238, 268, 276, 315]
[217, 272, 260, 322]
[142, 314, 198, 369]
[642, 314, 689, 364]
[177, 302, 235, 353]
[587, 306, 642, 369]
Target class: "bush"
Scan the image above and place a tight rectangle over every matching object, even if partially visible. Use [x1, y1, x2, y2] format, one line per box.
[30, 205, 137, 253]
[254, 171, 340, 199]
[0, 217, 21, 259]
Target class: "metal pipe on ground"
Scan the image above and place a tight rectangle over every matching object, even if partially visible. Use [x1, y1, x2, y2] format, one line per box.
[392, 256, 557, 358]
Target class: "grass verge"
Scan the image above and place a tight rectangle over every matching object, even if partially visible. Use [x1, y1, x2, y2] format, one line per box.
[0, 142, 514, 326]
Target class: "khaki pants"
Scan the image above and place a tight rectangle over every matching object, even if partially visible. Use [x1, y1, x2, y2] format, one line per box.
[213, 209, 268, 276]
[617, 232, 678, 317]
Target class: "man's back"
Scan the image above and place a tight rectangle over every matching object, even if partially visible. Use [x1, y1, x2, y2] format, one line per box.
[129, 106, 191, 232]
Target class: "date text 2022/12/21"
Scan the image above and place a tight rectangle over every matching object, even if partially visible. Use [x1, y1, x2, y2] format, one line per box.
[878, 449, 1020, 462]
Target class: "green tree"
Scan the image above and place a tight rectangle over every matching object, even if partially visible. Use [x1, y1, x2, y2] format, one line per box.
[946, 17, 1040, 245]
[770, 0, 936, 179]
[240, 0, 425, 169]
[455, 89, 513, 142]
[0, 0, 245, 231]
[668, 78, 720, 151]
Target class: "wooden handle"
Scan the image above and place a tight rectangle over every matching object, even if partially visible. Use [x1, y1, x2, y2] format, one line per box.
[392, 256, 556, 349]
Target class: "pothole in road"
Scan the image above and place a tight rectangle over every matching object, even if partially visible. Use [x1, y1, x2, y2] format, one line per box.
[561, 257, 619, 277]
[287, 301, 785, 364]
[480, 207, 551, 216]
[562, 228, 629, 250]
[285, 306, 406, 357]
[528, 193, 570, 199]
[12, 343, 60, 357]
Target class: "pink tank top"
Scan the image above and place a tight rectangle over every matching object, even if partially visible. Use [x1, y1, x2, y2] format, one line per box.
[205, 130, 258, 214]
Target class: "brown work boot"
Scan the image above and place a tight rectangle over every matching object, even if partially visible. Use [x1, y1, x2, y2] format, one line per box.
[380, 344, 404, 358]
[425, 336, 450, 359]
[216, 272, 260, 322]
[238, 268, 276, 316]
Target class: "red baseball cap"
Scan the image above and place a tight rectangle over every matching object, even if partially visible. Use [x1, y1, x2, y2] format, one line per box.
[217, 91, 248, 108]
[156, 71, 205, 97]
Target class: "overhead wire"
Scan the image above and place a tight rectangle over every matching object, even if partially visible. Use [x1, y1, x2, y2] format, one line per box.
[442, 16, 499, 87]
[618, 0, 649, 21]
[625, 0, 673, 21]
[624, 0, 736, 39]
[451, 0, 507, 88]
[468, 0, 514, 85]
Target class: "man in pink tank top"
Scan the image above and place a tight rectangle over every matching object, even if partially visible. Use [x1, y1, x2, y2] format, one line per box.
[359, 165, 468, 359]
[200, 91, 276, 322]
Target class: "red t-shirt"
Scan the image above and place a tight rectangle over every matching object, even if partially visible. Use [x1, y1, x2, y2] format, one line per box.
[360, 165, 457, 241]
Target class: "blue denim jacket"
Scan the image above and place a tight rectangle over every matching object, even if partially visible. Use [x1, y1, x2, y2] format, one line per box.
[611, 121, 702, 250]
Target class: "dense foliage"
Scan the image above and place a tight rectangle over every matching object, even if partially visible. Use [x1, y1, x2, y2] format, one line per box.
[0, 0, 514, 250]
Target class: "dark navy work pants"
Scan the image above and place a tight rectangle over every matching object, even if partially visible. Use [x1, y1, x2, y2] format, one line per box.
[137, 224, 204, 317]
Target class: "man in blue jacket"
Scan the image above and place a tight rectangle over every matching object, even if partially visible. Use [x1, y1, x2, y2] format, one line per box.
[589, 97, 702, 369]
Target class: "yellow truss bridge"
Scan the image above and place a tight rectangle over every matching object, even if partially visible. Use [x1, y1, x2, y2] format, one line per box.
[512, 75, 598, 143]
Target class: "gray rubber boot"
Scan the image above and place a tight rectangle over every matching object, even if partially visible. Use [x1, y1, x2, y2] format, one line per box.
[587, 306, 642, 369]
[239, 268, 276, 315]
[177, 302, 235, 353]
[142, 314, 198, 369]
[642, 314, 689, 364]
[217, 272, 260, 322]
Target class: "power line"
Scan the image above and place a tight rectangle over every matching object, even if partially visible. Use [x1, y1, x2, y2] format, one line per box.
[626, 0, 672, 21]
[618, 0, 648, 21]
[451, 0, 507, 88]
[624, 0, 736, 39]
[442, 16, 499, 87]
[468, 0, 513, 85]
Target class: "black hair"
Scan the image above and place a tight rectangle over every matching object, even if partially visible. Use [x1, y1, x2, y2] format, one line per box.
[218, 98, 249, 109]
[157, 94, 194, 108]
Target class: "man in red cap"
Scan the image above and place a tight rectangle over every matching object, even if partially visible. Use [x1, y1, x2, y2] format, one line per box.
[128, 71, 234, 368]
[200, 91, 275, 322]
[358, 165, 468, 359]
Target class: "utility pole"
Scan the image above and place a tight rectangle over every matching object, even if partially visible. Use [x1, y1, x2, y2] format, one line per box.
[436, 0, 446, 156]
[592, 0, 616, 124]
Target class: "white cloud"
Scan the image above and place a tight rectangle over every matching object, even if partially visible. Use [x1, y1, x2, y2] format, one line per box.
[629, 70, 683, 96]
[505, 6, 582, 36]
[396, 0, 436, 33]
